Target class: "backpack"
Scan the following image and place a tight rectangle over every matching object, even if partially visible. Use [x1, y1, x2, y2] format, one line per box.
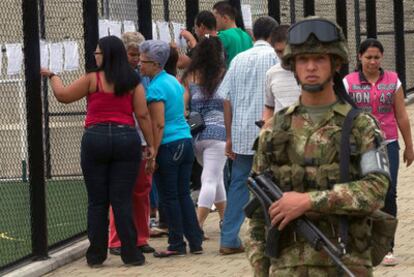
[341, 108, 398, 267]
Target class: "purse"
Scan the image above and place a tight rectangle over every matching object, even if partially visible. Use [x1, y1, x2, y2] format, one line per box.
[186, 87, 206, 136]
[187, 111, 206, 135]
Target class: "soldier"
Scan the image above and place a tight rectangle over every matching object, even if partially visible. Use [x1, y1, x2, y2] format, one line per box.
[245, 17, 390, 276]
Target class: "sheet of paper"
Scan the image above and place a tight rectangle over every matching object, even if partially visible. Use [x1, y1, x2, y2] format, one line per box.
[157, 21, 171, 43]
[39, 40, 49, 68]
[123, 20, 136, 33]
[108, 20, 122, 38]
[152, 20, 158, 39]
[241, 4, 253, 29]
[63, 41, 79, 71]
[49, 42, 63, 73]
[172, 22, 187, 49]
[5, 43, 23, 76]
[99, 19, 110, 38]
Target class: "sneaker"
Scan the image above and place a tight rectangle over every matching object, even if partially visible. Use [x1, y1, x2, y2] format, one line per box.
[153, 249, 186, 258]
[382, 252, 398, 266]
[190, 246, 203, 255]
[109, 247, 121, 256]
[139, 244, 155, 253]
[219, 245, 245, 255]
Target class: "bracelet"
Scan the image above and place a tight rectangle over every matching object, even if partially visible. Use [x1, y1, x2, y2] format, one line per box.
[48, 73, 58, 79]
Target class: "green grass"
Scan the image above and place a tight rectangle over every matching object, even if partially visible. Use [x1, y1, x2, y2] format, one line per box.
[0, 179, 87, 268]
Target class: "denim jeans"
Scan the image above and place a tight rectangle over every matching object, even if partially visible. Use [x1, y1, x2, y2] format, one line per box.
[154, 138, 202, 252]
[220, 154, 253, 248]
[81, 123, 144, 264]
[383, 141, 400, 250]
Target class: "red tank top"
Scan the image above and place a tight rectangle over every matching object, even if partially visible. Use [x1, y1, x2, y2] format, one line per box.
[84, 72, 135, 128]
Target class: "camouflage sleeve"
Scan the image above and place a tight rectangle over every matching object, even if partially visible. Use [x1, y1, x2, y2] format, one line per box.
[245, 204, 270, 277]
[308, 113, 389, 215]
[252, 123, 274, 174]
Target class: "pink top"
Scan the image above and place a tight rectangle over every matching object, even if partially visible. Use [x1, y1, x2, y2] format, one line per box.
[343, 70, 400, 141]
[84, 72, 134, 128]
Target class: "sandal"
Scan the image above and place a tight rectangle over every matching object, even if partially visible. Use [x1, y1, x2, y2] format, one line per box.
[153, 249, 186, 258]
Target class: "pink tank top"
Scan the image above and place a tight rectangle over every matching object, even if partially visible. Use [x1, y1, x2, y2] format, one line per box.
[84, 72, 134, 128]
[344, 70, 399, 140]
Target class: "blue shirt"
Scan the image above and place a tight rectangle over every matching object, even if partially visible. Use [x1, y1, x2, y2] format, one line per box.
[189, 83, 226, 141]
[217, 40, 277, 155]
[146, 70, 191, 144]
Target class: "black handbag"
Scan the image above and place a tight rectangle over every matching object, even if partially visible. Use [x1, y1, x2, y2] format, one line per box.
[186, 89, 206, 136]
[186, 111, 206, 135]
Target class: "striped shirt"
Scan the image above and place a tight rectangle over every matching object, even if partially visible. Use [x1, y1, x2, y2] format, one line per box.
[217, 40, 277, 155]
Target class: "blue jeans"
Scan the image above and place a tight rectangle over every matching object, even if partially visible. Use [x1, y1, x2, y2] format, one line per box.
[154, 138, 202, 251]
[383, 141, 400, 250]
[220, 154, 253, 248]
[81, 123, 143, 264]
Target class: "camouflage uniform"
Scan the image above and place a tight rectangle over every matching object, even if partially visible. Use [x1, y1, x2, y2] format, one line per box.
[245, 101, 389, 277]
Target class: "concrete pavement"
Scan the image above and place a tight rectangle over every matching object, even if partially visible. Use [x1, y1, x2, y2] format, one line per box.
[7, 101, 414, 277]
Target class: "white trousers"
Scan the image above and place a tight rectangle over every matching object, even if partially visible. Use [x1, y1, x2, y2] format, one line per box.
[194, 139, 227, 208]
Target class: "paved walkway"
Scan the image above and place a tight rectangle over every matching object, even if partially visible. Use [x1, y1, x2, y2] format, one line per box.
[39, 103, 414, 276]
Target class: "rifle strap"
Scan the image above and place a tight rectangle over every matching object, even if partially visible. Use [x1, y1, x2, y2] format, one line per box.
[338, 107, 361, 253]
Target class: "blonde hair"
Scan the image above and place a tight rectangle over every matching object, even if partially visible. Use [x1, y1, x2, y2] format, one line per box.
[121, 32, 145, 50]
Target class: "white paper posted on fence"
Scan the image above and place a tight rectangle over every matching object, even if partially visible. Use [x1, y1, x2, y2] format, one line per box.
[123, 21, 136, 33]
[64, 41, 79, 71]
[6, 43, 23, 76]
[49, 43, 64, 73]
[157, 21, 171, 43]
[241, 5, 253, 29]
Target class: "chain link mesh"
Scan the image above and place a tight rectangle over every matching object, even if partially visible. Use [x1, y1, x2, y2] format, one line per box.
[1, 0, 414, 270]
[0, 0, 31, 268]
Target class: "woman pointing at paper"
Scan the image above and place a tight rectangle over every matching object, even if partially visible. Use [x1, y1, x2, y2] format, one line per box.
[40, 35, 154, 267]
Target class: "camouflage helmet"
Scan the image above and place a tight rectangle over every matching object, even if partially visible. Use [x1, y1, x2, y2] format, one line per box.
[282, 16, 349, 69]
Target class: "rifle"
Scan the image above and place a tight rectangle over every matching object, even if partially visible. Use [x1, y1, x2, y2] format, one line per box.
[244, 172, 355, 277]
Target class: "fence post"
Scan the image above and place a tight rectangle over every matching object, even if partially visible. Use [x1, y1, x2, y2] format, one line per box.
[228, 0, 245, 30]
[393, 0, 406, 94]
[268, 0, 280, 24]
[163, 0, 169, 22]
[38, 0, 51, 179]
[138, 0, 152, 39]
[83, 0, 99, 71]
[354, 0, 361, 53]
[336, 0, 349, 75]
[290, 0, 296, 24]
[303, 0, 315, 17]
[365, 0, 377, 38]
[22, 0, 48, 260]
[186, 0, 199, 32]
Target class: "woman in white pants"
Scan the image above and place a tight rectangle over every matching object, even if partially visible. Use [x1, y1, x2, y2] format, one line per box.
[183, 36, 227, 237]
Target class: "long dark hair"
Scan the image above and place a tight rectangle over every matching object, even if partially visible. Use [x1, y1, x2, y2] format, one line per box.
[356, 38, 384, 71]
[182, 36, 225, 98]
[97, 36, 140, 96]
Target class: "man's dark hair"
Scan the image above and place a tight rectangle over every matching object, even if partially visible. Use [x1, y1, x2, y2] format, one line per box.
[253, 16, 279, 41]
[270, 24, 290, 45]
[195, 10, 217, 30]
[213, 1, 236, 20]
[96, 36, 140, 96]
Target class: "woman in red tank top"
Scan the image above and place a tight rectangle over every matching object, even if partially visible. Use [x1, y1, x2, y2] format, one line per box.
[40, 36, 154, 267]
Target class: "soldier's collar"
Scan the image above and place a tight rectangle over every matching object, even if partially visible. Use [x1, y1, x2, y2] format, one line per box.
[332, 101, 352, 116]
[284, 100, 301, 115]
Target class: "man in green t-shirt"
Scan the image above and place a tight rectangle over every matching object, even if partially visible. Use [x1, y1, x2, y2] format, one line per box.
[213, 1, 253, 67]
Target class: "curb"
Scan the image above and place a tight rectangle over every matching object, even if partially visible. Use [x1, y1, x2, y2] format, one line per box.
[4, 239, 88, 277]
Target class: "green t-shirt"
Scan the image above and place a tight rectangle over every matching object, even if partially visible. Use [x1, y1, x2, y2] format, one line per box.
[218, 27, 253, 67]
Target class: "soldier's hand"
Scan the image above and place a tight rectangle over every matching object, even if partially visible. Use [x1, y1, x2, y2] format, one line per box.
[268, 192, 312, 230]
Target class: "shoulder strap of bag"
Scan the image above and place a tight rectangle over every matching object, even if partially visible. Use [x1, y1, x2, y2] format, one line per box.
[338, 107, 361, 254]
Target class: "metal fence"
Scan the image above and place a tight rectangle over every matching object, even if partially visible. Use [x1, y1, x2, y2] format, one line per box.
[1, 0, 413, 272]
